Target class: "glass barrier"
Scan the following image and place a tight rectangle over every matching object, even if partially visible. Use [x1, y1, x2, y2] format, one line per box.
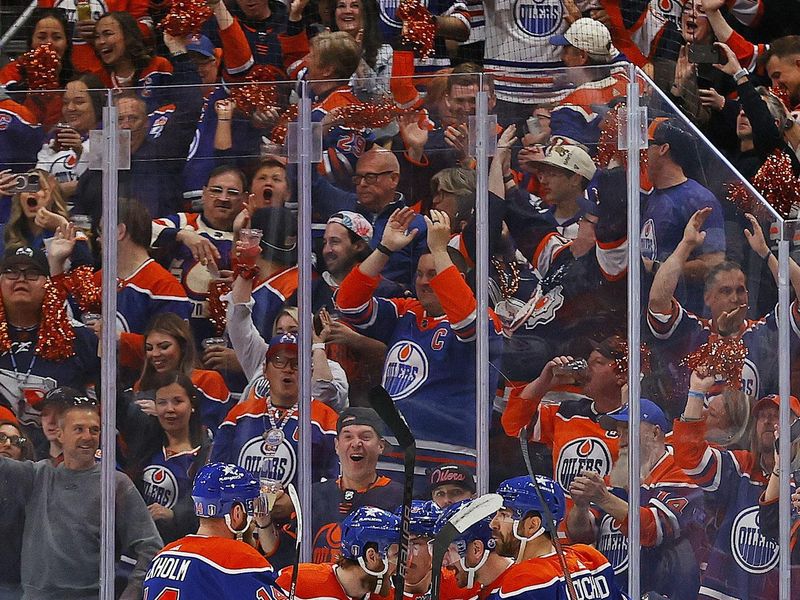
[2, 34, 798, 599]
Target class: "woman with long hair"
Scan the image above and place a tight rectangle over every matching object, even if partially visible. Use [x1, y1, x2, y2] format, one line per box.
[35, 73, 105, 200]
[118, 371, 211, 544]
[0, 8, 75, 129]
[136, 313, 233, 433]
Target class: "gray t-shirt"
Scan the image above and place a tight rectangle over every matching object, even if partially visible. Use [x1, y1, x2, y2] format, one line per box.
[0, 458, 163, 600]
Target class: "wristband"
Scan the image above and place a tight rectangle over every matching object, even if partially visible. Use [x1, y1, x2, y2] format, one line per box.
[687, 390, 706, 400]
[680, 414, 704, 422]
[503, 173, 515, 183]
[733, 68, 749, 83]
[761, 252, 772, 264]
[376, 243, 394, 257]
[312, 343, 326, 351]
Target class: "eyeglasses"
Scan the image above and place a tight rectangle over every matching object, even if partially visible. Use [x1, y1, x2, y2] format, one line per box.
[1, 268, 45, 281]
[0, 432, 26, 447]
[352, 171, 394, 185]
[207, 186, 244, 200]
[270, 355, 299, 370]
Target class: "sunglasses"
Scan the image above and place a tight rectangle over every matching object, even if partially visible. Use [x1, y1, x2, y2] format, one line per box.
[0, 432, 27, 447]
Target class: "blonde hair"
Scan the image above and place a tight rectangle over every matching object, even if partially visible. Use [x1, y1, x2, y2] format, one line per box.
[4, 170, 68, 253]
[311, 31, 361, 81]
[273, 307, 299, 336]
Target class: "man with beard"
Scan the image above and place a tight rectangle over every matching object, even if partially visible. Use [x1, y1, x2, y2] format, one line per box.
[501, 336, 625, 539]
[438, 497, 512, 599]
[276, 506, 400, 599]
[567, 399, 705, 600]
[671, 368, 800, 600]
[487, 476, 621, 600]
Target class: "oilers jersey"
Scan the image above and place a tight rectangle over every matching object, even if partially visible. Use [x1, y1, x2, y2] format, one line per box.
[485, 544, 623, 600]
[140, 447, 200, 512]
[0, 97, 44, 172]
[336, 265, 503, 485]
[276, 562, 391, 600]
[589, 448, 706, 598]
[671, 417, 779, 600]
[143, 534, 285, 600]
[251, 266, 299, 336]
[152, 212, 235, 344]
[93, 56, 175, 115]
[210, 395, 339, 485]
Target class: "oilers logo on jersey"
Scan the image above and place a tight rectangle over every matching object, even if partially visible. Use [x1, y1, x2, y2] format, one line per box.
[238, 436, 297, 485]
[142, 466, 180, 509]
[555, 438, 613, 493]
[382, 341, 430, 400]
[640, 218, 657, 262]
[730, 506, 779, 574]
[514, 0, 563, 37]
[378, 0, 429, 28]
[597, 513, 628, 575]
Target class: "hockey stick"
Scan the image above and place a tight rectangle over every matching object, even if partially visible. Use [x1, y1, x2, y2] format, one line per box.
[429, 493, 504, 600]
[519, 427, 578, 600]
[368, 386, 416, 594]
[286, 483, 302, 600]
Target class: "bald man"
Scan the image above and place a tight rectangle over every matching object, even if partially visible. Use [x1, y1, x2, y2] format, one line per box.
[312, 148, 428, 288]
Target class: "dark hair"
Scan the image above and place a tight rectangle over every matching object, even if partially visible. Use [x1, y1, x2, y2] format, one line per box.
[151, 370, 205, 447]
[704, 260, 745, 295]
[139, 313, 198, 390]
[446, 62, 495, 95]
[96, 12, 153, 74]
[26, 8, 74, 85]
[762, 35, 800, 66]
[208, 164, 248, 193]
[0, 420, 36, 461]
[118, 197, 152, 249]
[67, 72, 106, 127]
[330, 0, 382, 69]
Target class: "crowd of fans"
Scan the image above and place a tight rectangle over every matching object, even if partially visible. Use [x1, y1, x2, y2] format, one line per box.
[0, 0, 800, 598]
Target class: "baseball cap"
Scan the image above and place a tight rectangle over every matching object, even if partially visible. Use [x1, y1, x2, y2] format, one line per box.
[265, 332, 298, 360]
[752, 394, 800, 418]
[336, 407, 384, 436]
[0, 246, 50, 276]
[40, 386, 82, 411]
[533, 144, 597, 181]
[599, 399, 671, 433]
[328, 211, 373, 243]
[550, 18, 616, 61]
[0, 405, 17, 425]
[186, 34, 216, 59]
[428, 464, 476, 494]
[589, 335, 627, 361]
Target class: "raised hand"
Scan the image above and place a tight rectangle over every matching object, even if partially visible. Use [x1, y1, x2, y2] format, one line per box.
[713, 42, 743, 77]
[424, 209, 452, 253]
[743, 213, 770, 259]
[380, 207, 419, 252]
[682, 207, 712, 249]
[49, 223, 77, 266]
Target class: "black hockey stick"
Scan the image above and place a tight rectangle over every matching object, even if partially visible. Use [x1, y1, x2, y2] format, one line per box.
[369, 385, 416, 594]
[286, 483, 302, 600]
[430, 493, 504, 600]
[519, 427, 578, 600]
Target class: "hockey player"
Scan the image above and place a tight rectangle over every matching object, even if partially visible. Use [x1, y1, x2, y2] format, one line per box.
[394, 500, 446, 598]
[335, 208, 503, 489]
[489, 475, 623, 600]
[142, 462, 286, 599]
[276, 505, 401, 599]
[437, 498, 513, 599]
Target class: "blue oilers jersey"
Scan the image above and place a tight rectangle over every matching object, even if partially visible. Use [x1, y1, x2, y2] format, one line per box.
[251, 267, 299, 336]
[0, 324, 99, 428]
[485, 544, 624, 600]
[141, 447, 200, 510]
[210, 395, 339, 485]
[0, 98, 44, 172]
[672, 418, 779, 600]
[336, 266, 503, 484]
[152, 213, 235, 344]
[109, 259, 192, 334]
[143, 535, 286, 600]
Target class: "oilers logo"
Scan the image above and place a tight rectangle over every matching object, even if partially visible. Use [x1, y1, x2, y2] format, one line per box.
[654, 0, 682, 27]
[527, 284, 565, 328]
[514, 0, 563, 38]
[312, 522, 343, 563]
[0, 115, 11, 131]
[730, 506, 779, 574]
[598, 513, 628, 575]
[640, 218, 657, 261]
[238, 436, 296, 485]
[142, 465, 179, 509]
[382, 341, 429, 400]
[555, 438, 612, 493]
[378, 0, 428, 28]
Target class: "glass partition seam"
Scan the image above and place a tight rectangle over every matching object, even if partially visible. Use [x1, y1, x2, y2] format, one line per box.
[777, 233, 791, 600]
[626, 63, 643, 600]
[100, 98, 119, 600]
[297, 82, 313, 564]
[475, 82, 490, 496]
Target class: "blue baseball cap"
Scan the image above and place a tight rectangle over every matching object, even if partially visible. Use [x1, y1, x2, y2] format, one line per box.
[186, 34, 216, 59]
[599, 399, 670, 433]
[265, 332, 298, 360]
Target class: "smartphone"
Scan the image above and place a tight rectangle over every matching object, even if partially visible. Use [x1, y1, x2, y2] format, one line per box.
[688, 44, 725, 65]
[13, 173, 40, 193]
